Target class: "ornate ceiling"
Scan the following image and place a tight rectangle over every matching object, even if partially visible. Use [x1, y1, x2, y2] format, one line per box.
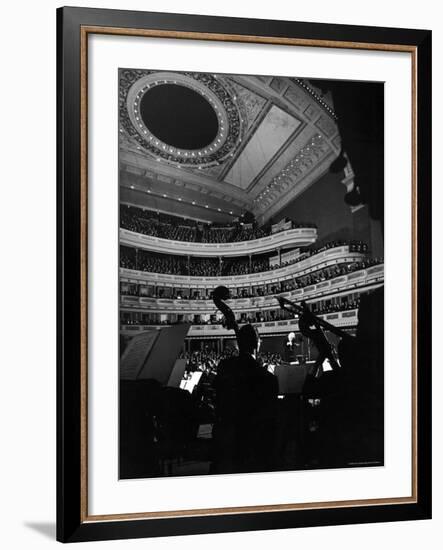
[119, 69, 341, 224]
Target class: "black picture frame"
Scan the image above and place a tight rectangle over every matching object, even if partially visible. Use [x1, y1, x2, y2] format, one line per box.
[57, 6, 432, 543]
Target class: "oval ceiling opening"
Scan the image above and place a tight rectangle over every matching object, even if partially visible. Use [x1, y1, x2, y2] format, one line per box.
[140, 83, 220, 150]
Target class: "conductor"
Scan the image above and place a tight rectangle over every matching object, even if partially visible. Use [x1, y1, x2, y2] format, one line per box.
[212, 324, 279, 474]
[283, 331, 300, 363]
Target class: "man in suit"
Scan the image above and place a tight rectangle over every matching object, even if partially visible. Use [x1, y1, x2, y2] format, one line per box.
[212, 324, 279, 474]
[283, 331, 300, 363]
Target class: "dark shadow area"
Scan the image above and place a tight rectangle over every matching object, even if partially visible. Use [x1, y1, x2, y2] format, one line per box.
[120, 288, 384, 479]
[24, 522, 56, 540]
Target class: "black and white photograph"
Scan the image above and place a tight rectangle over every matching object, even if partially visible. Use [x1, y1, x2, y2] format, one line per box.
[0, 0, 436, 544]
[118, 68, 385, 480]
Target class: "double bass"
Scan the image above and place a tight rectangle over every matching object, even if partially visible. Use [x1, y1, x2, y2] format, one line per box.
[212, 285, 263, 359]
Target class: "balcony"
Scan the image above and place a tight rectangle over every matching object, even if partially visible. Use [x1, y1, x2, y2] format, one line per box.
[120, 245, 368, 289]
[119, 226, 317, 258]
[120, 263, 384, 315]
[120, 308, 360, 338]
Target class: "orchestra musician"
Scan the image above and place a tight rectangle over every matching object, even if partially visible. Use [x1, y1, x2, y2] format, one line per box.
[276, 293, 384, 467]
[211, 287, 279, 474]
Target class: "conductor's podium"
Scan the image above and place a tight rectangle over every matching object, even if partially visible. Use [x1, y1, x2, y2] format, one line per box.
[274, 362, 314, 395]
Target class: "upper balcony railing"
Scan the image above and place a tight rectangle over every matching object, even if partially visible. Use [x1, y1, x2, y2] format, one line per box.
[120, 226, 317, 258]
[120, 245, 367, 289]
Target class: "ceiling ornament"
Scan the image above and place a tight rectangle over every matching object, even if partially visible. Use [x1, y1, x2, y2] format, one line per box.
[119, 70, 245, 168]
[292, 79, 338, 120]
[253, 134, 330, 211]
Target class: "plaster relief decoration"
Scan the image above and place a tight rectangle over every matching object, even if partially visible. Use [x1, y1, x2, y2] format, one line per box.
[119, 70, 341, 224]
[225, 105, 302, 189]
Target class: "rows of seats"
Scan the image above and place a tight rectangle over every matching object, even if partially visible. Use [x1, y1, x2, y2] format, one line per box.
[120, 294, 362, 327]
[120, 204, 316, 243]
[120, 239, 372, 278]
[120, 256, 382, 300]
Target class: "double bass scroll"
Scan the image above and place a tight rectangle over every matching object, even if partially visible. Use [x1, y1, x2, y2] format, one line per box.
[212, 286, 240, 340]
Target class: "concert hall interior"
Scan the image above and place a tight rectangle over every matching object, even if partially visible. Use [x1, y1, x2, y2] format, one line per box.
[118, 69, 384, 479]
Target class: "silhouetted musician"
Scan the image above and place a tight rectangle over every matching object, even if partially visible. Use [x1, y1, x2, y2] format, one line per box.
[212, 324, 278, 474]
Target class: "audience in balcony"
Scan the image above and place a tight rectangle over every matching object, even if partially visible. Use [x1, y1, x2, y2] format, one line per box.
[120, 244, 382, 293]
[221, 256, 270, 275]
[121, 240, 371, 280]
[120, 247, 273, 277]
[189, 257, 220, 277]
[120, 204, 314, 244]
[120, 294, 362, 328]
[200, 226, 235, 243]
[311, 299, 361, 315]
[120, 207, 197, 242]
[278, 240, 369, 268]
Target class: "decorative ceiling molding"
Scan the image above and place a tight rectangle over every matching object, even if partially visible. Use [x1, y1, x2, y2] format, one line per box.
[292, 79, 338, 120]
[120, 171, 245, 221]
[253, 134, 330, 211]
[120, 69, 245, 167]
[225, 105, 303, 190]
[119, 150, 249, 208]
[119, 70, 344, 223]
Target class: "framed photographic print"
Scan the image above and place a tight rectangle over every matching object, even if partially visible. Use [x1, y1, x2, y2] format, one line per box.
[57, 6, 432, 543]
